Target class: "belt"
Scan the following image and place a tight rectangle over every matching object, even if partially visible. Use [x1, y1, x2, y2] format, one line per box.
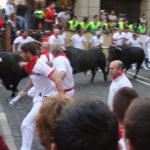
[64, 86, 75, 93]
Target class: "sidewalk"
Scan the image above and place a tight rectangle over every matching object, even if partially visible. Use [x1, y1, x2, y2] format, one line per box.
[0, 103, 17, 150]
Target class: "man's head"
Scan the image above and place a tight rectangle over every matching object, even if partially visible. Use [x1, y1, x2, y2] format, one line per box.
[53, 29, 60, 36]
[124, 97, 150, 150]
[20, 42, 37, 61]
[36, 94, 72, 150]
[52, 98, 118, 150]
[40, 42, 50, 52]
[51, 42, 63, 54]
[109, 60, 124, 79]
[21, 31, 29, 39]
[113, 87, 138, 124]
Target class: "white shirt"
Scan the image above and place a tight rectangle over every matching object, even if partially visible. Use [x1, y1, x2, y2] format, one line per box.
[113, 32, 126, 46]
[71, 34, 87, 49]
[145, 36, 150, 50]
[40, 52, 54, 63]
[13, 36, 35, 51]
[48, 35, 62, 44]
[53, 55, 74, 96]
[90, 35, 104, 47]
[125, 32, 133, 41]
[108, 73, 133, 110]
[59, 32, 66, 46]
[30, 59, 56, 102]
[128, 37, 142, 47]
[48, 34, 65, 49]
[4, 3, 15, 16]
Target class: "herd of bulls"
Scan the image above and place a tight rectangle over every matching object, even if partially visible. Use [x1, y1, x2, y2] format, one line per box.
[0, 45, 145, 97]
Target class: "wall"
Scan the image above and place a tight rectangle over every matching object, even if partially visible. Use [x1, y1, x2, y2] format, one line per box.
[141, 0, 150, 29]
[74, 0, 100, 21]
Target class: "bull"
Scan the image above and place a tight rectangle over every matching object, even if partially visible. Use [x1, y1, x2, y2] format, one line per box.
[0, 52, 28, 97]
[65, 47, 107, 82]
[108, 45, 145, 78]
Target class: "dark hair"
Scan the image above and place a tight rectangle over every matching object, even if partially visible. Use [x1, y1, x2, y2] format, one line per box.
[54, 98, 118, 150]
[124, 96, 150, 150]
[21, 42, 37, 55]
[113, 87, 138, 123]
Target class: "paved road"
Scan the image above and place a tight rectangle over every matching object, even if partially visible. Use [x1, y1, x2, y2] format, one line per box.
[0, 69, 150, 150]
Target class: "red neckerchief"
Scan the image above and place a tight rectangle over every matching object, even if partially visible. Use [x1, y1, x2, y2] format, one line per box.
[53, 51, 67, 58]
[112, 70, 124, 80]
[24, 56, 39, 74]
[40, 50, 51, 62]
[119, 128, 125, 139]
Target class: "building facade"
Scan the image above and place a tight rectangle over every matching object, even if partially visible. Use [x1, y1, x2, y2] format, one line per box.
[74, 0, 150, 27]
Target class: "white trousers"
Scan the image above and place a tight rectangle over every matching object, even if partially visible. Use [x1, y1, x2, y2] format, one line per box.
[21, 101, 42, 150]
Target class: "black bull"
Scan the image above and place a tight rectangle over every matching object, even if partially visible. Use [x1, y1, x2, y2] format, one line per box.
[0, 52, 28, 97]
[108, 46, 145, 78]
[65, 47, 107, 82]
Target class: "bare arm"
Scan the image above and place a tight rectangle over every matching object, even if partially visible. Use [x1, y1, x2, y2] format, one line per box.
[12, 43, 17, 52]
[49, 72, 64, 94]
[18, 79, 32, 96]
[58, 71, 66, 80]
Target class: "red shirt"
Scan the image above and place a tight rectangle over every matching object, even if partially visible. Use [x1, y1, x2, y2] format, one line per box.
[0, 18, 4, 28]
[45, 7, 56, 23]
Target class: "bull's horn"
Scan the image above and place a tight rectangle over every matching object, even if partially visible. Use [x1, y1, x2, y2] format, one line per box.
[0, 57, 2, 63]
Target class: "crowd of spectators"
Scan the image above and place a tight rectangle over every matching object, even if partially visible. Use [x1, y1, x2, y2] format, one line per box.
[0, 1, 148, 34]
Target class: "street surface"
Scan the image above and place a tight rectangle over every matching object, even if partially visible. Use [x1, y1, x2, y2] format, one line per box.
[0, 69, 150, 150]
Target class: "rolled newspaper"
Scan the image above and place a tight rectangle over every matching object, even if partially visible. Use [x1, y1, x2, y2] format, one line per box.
[9, 95, 21, 106]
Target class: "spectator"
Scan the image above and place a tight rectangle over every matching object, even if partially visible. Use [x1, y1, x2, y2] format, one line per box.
[108, 60, 133, 111]
[138, 13, 147, 25]
[44, 2, 56, 31]
[128, 33, 142, 48]
[112, 28, 126, 46]
[57, 9, 70, 28]
[70, 30, 87, 49]
[36, 94, 72, 150]
[52, 98, 119, 150]
[7, 14, 17, 44]
[113, 87, 138, 150]
[145, 32, 150, 68]
[67, 16, 79, 31]
[87, 15, 102, 34]
[79, 17, 89, 31]
[108, 10, 117, 28]
[13, 31, 41, 52]
[89, 30, 104, 48]
[4, 0, 16, 20]
[34, 3, 45, 30]
[124, 96, 150, 150]
[16, 2, 28, 30]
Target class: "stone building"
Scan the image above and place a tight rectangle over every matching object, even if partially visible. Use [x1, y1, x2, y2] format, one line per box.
[74, 0, 149, 25]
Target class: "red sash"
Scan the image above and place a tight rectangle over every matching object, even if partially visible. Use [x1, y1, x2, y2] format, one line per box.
[24, 56, 39, 74]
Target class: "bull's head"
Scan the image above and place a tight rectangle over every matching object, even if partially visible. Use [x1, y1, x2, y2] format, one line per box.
[108, 46, 123, 62]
